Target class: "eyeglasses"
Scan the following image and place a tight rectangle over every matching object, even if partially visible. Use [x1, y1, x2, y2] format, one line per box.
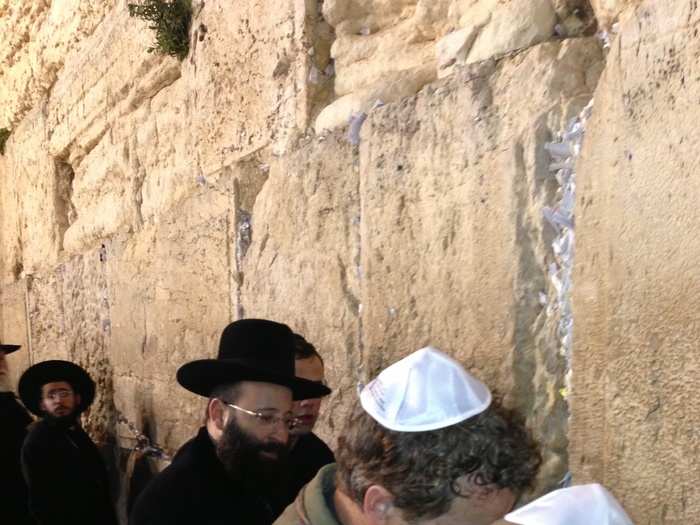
[44, 389, 74, 401]
[221, 401, 300, 431]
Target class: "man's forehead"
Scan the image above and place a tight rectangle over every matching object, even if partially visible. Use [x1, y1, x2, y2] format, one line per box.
[42, 380, 73, 392]
[236, 380, 293, 401]
[295, 355, 324, 380]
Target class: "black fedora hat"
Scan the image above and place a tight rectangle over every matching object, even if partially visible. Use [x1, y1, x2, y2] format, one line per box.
[0, 341, 21, 355]
[177, 319, 331, 400]
[18, 360, 96, 417]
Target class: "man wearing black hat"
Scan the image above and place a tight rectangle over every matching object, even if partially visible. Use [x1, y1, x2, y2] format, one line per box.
[19, 360, 118, 525]
[0, 341, 34, 524]
[130, 319, 331, 525]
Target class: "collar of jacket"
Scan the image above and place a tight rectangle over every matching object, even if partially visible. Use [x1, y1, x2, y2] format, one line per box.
[296, 463, 341, 525]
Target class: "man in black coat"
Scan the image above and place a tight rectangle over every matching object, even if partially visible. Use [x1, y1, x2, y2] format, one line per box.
[0, 341, 34, 525]
[129, 319, 331, 525]
[18, 360, 118, 525]
[276, 334, 334, 509]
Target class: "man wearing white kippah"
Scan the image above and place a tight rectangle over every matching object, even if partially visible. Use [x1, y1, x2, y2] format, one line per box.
[274, 346, 542, 525]
[491, 483, 634, 525]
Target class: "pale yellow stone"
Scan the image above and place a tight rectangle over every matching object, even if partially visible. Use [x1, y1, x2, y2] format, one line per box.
[466, 0, 557, 64]
[571, 2, 700, 522]
[314, 65, 435, 132]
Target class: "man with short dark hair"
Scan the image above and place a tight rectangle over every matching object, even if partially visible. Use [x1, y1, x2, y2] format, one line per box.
[19, 360, 118, 525]
[275, 334, 334, 508]
[130, 319, 330, 525]
[0, 341, 33, 524]
[274, 347, 542, 525]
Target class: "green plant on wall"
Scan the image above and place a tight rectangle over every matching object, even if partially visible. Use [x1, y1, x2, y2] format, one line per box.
[0, 128, 10, 156]
[128, 0, 192, 60]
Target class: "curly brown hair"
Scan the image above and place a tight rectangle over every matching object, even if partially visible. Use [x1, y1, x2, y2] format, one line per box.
[335, 398, 541, 521]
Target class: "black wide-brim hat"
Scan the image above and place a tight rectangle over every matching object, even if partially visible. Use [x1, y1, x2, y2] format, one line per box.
[0, 342, 21, 354]
[18, 360, 96, 416]
[177, 319, 331, 401]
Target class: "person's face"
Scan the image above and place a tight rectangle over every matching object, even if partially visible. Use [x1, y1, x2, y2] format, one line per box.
[40, 381, 80, 418]
[291, 356, 325, 435]
[224, 380, 294, 450]
[215, 381, 294, 486]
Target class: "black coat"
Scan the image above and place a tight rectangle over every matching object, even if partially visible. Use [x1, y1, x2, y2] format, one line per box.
[277, 432, 335, 510]
[21, 418, 118, 525]
[130, 426, 279, 525]
[0, 392, 34, 524]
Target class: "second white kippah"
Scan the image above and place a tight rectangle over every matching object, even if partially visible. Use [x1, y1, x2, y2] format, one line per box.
[504, 484, 633, 525]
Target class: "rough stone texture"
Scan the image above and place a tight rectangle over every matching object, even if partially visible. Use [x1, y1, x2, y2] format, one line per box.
[0, 107, 66, 280]
[359, 38, 602, 492]
[0, 0, 328, 276]
[107, 185, 233, 451]
[318, 0, 573, 130]
[238, 131, 361, 444]
[571, 2, 700, 523]
[0, 280, 30, 388]
[590, 0, 637, 27]
[0, 1, 118, 129]
[1, 0, 697, 523]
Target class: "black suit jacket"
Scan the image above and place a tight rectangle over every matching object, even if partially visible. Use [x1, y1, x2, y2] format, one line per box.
[130, 426, 278, 525]
[0, 392, 34, 524]
[21, 418, 118, 525]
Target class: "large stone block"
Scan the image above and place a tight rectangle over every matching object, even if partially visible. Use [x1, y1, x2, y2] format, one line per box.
[465, 0, 557, 64]
[590, 0, 639, 27]
[358, 38, 602, 490]
[0, 1, 117, 128]
[318, 0, 567, 131]
[571, 1, 700, 522]
[108, 184, 233, 452]
[24, 250, 113, 442]
[0, 280, 30, 389]
[0, 108, 67, 279]
[239, 131, 361, 443]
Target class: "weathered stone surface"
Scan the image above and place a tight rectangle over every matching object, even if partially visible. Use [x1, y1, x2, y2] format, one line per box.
[465, 0, 557, 64]
[108, 184, 233, 451]
[0, 108, 67, 280]
[1, 0, 330, 271]
[0, 1, 118, 128]
[239, 131, 361, 443]
[24, 251, 113, 442]
[359, 38, 602, 491]
[315, 66, 435, 132]
[590, 0, 638, 27]
[571, 2, 700, 522]
[0, 280, 30, 389]
[319, 0, 563, 130]
[2, 1, 697, 522]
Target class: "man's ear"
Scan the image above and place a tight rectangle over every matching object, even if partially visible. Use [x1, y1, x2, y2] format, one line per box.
[363, 485, 394, 524]
[75, 393, 81, 406]
[208, 398, 226, 430]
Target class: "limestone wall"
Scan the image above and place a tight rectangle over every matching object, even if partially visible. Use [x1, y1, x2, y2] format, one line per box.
[1, 0, 698, 523]
[571, 2, 700, 522]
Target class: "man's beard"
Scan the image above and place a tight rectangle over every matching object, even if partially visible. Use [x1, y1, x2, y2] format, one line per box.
[44, 408, 79, 427]
[215, 417, 290, 492]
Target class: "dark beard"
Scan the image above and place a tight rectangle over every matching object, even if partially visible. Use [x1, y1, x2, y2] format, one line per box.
[215, 417, 290, 492]
[44, 410, 79, 428]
